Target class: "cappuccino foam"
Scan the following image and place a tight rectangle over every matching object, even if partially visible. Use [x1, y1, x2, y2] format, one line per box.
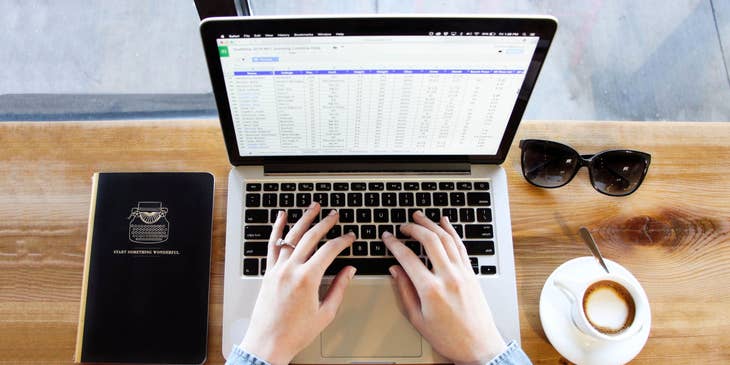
[583, 281, 635, 334]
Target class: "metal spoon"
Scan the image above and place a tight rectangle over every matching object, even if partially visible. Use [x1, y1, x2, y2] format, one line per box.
[578, 227, 610, 274]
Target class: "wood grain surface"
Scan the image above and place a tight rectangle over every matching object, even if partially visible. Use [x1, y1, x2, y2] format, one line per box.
[0, 120, 728, 364]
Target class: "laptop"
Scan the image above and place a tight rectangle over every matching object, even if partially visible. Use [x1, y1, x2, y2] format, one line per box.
[200, 15, 557, 363]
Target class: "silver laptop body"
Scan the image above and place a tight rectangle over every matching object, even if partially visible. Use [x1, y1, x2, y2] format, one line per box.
[199, 15, 557, 363]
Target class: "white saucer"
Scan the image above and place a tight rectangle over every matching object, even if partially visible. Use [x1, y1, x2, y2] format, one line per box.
[539, 257, 651, 365]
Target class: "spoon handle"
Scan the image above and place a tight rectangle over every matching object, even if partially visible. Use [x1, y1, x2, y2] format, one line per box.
[578, 227, 610, 274]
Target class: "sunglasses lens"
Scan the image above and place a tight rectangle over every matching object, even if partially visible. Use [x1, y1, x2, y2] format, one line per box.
[521, 141, 579, 187]
[590, 151, 649, 196]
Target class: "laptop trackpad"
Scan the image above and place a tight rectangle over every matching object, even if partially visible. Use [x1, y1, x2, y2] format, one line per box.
[321, 280, 422, 358]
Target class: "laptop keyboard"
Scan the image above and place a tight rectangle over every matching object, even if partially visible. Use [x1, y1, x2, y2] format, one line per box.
[242, 180, 496, 276]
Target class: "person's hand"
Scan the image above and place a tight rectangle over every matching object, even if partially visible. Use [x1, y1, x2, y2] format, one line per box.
[241, 203, 356, 365]
[382, 211, 507, 365]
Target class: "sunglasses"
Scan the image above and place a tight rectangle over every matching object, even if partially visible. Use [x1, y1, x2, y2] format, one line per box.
[519, 139, 651, 196]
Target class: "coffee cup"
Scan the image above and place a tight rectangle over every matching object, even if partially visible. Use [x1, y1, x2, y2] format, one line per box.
[554, 274, 647, 342]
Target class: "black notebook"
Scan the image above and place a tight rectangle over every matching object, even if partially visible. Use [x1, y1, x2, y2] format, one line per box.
[75, 172, 214, 364]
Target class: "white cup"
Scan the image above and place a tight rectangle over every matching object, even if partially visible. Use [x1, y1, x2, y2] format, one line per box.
[554, 274, 648, 342]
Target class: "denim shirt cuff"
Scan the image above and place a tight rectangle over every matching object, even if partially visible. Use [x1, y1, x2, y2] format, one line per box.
[485, 340, 533, 365]
[225, 345, 272, 365]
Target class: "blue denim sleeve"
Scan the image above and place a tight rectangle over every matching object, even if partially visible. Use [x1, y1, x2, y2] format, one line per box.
[225, 345, 272, 365]
[486, 340, 533, 365]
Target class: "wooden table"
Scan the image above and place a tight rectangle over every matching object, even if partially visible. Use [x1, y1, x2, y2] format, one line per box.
[1, 120, 728, 364]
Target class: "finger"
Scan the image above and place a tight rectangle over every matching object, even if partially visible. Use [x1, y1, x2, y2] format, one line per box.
[307, 232, 356, 275]
[266, 210, 287, 267]
[412, 211, 462, 264]
[440, 216, 471, 268]
[399, 219, 450, 272]
[389, 265, 423, 326]
[290, 209, 339, 263]
[279, 202, 321, 261]
[381, 231, 432, 286]
[318, 266, 357, 325]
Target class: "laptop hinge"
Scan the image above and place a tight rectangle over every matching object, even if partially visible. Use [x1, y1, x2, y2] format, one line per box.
[264, 162, 471, 175]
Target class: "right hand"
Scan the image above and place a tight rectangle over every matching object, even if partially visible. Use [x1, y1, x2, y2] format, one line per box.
[382, 211, 507, 365]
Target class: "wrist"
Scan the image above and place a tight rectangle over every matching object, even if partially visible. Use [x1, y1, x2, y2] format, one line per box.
[454, 337, 507, 365]
[241, 336, 295, 365]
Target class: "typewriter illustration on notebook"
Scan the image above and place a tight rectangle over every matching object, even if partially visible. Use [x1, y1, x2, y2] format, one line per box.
[127, 201, 170, 244]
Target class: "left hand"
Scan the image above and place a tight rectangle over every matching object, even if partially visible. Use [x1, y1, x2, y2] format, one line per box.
[240, 203, 357, 365]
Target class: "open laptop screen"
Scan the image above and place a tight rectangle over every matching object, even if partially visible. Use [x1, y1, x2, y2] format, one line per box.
[201, 16, 557, 165]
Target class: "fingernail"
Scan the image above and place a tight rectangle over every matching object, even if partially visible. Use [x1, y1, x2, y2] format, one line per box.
[308, 201, 317, 209]
[382, 231, 392, 238]
[443, 216, 450, 223]
[349, 267, 357, 279]
[347, 231, 356, 237]
[415, 210, 424, 216]
[389, 266, 398, 278]
[277, 210, 283, 218]
[328, 209, 338, 216]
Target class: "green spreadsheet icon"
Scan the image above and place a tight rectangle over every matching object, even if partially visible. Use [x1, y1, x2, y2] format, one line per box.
[218, 46, 229, 57]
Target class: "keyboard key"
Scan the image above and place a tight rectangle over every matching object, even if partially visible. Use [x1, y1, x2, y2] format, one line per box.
[264, 183, 279, 191]
[245, 194, 260, 207]
[343, 225, 359, 238]
[449, 192, 466, 206]
[451, 224, 464, 237]
[382, 193, 397, 206]
[244, 225, 272, 240]
[356, 209, 371, 223]
[457, 182, 473, 190]
[281, 183, 296, 191]
[339, 209, 355, 223]
[477, 208, 492, 222]
[370, 241, 386, 256]
[368, 182, 385, 191]
[407, 209, 420, 222]
[374, 209, 389, 222]
[465, 225, 493, 239]
[365, 193, 380, 206]
[316, 183, 332, 191]
[361, 225, 376, 239]
[296, 193, 312, 207]
[405, 241, 421, 255]
[325, 258, 401, 275]
[464, 241, 495, 255]
[327, 225, 342, 239]
[433, 192, 448, 206]
[421, 182, 437, 190]
[246, 183, 262, 191]
[331, 193, 346, 207]
[243, 258, 259, 276]
[338, 247, 351, 256]
[404, 182, 419, 190]
[348, 193, 363, 206]
[399, 192, 414, 206]
[416, 193, 431, 206]
[459, 208, 475, 222]
[475, 182, 490, 190]
[262, 193, 277, 207]
[470, 257, 479, 274]
[287, 209, 303, 223]
[378, 225, 394, 238]
[438, 182, 455, 190]
[334, 182, 349, 191]
[442, 208, 458, 222]
[386, 182, 402, 190]
[280, 193, 294, 207]
[425, 209, 440, 222]
[261, 258, 267, 275]
[320, 208, 336, 219]
[353, 241, 368, 256]
[351, 182, 367, 191]
[245, 209, 268, 223]
[243, 242, 267, 256]
[270, 209, 283, 223]
[391, 209, 406, 223]
[298, 183, 314, 191]
[395, 225, 409, 239]
[313, 193, 328, 207]
[467, 192, 490, 206]
[481, 265, 497, 275]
